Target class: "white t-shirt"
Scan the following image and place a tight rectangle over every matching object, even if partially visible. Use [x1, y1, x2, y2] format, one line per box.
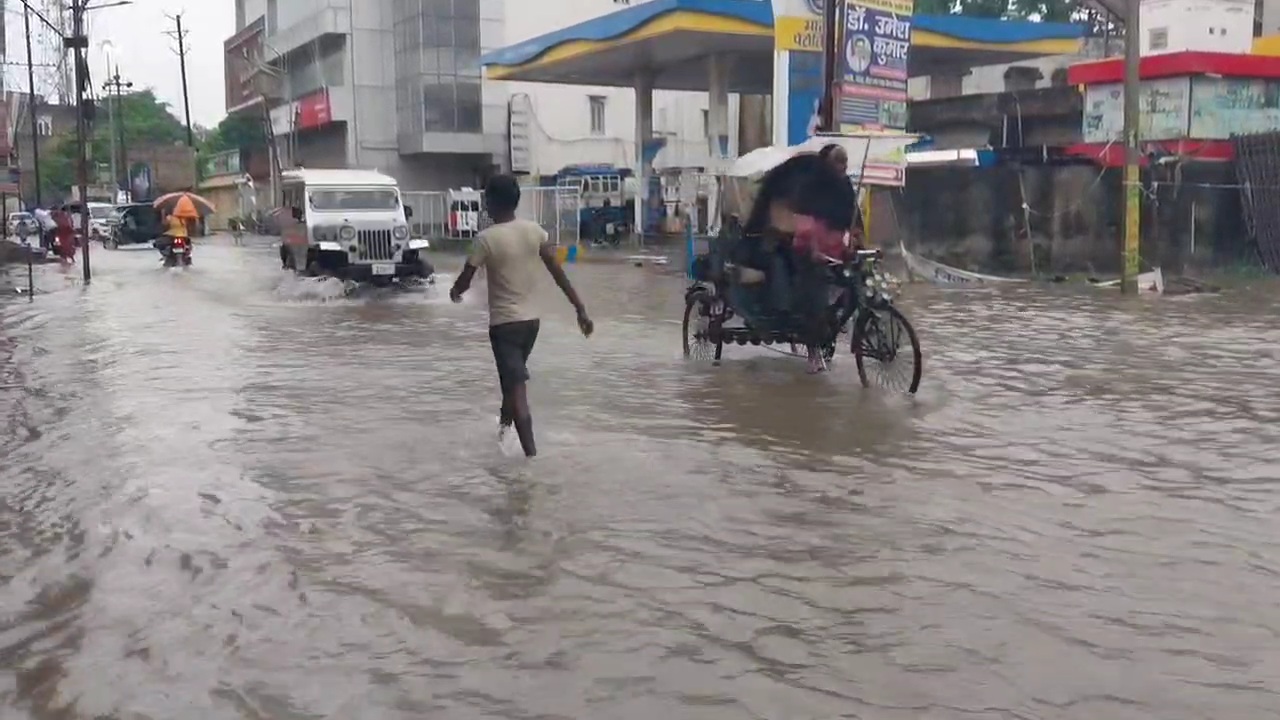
[33, 208, 55, 231]
[467, 219, 548, 327]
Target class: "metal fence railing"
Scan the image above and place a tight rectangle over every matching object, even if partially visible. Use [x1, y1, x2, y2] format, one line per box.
[402, 191, 451, 242]
[514, 185, 582, 246]
[403, 186, 583, 247]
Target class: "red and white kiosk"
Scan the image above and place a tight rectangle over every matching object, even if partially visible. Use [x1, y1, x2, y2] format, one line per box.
[1066, 0, 1280, 165]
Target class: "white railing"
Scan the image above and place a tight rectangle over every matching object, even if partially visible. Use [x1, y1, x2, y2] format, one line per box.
[403, 186, 583, 246]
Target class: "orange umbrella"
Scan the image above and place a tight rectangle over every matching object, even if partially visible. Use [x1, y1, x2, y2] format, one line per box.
[153, 191, 216, 220]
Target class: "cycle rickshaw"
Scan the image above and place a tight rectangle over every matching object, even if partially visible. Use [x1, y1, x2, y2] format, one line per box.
[681, 134, 923, 394]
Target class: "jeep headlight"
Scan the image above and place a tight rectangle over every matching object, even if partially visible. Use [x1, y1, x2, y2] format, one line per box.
[393, 225, 409, 240]
[338, 225, 357, 241]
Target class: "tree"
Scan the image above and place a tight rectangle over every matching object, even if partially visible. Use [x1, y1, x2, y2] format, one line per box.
[34, 89, 187, 199]
[917, 0, 1087, 20]
[202, 114, 265, 155]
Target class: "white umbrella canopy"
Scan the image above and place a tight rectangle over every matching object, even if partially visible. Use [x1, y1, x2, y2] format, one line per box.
[726, 132, 919, 179]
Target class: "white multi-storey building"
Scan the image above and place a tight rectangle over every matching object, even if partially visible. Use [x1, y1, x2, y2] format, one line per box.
[226, 0, 734, 189]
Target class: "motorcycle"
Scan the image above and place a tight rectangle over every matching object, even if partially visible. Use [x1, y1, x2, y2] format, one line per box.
[162, 236, 193, 268]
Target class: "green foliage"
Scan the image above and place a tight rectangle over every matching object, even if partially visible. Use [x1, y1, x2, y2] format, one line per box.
[202, 114, 266, 155]
[1009, 0, 1083, 21]
[916, 0, 1085, 21]
[34, 89, 186, 199]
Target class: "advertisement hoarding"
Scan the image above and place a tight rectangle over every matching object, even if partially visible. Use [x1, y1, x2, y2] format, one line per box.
[838, 0, 912, 131]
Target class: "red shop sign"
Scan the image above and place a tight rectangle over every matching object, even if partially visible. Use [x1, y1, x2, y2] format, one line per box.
[296, 89, 332, 131]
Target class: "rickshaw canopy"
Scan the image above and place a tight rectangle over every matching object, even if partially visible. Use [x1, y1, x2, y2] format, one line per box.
[719, 132, 918, 222]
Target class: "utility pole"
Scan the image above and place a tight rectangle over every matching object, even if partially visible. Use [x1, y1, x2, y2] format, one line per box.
[103, 69, 132, 197]
[819, 0, 840, 132]
[67, 0, 91, 282]
[23, 3, 41, 207]
[165, 14, 194, 147]
[1121, 0, 1141, 293]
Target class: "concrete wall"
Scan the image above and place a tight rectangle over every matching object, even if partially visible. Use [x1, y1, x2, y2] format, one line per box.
[909, 39, 1124, 100]
[132, 144, 199, 194]
[908, 86, 1084, 150]
[893, 162, 1253, 274]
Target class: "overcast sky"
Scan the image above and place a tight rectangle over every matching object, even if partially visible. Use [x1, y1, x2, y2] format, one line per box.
[6, 0, 234, 127]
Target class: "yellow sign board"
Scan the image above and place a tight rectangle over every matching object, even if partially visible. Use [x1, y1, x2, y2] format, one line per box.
[775, 15, 824, 52]
[868, 0, 914, 13]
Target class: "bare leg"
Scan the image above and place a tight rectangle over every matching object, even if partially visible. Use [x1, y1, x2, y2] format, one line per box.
[509, 382, 536, 457]
[499, 390, 514, 429]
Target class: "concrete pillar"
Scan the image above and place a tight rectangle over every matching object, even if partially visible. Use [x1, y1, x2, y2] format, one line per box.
[635, 69, 654, 236]
[737, 94, 771, 156]
[707, 54, 731, 167]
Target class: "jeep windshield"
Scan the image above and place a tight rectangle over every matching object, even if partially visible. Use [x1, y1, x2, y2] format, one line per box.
[308, 189, 400, 212]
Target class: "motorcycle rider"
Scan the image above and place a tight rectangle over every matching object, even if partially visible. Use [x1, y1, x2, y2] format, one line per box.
[157, 214, 188, 262]
[32, 207, 56, 252]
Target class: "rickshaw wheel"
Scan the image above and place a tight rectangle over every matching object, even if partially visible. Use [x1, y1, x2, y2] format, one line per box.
[682, 291, 721, 362]
[852, 305, 922, 395]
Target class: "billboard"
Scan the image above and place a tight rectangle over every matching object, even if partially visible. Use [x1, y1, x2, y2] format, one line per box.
[773, 0, 913, 141]
[225, 17, 266, 113]
[270, 89, 333, 137]
[838, 0, 912, 131]
[787, 51, 824, 145]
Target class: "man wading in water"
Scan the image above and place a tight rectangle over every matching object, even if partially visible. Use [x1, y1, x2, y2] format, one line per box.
[451, 175, 593, 457]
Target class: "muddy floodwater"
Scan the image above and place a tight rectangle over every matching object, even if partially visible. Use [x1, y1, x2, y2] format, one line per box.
[2, 238, 1280, 719]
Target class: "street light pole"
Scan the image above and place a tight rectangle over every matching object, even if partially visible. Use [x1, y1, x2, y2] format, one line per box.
[819, 0, 840, 132]
[1121, 0, 1141, 293]
[104, 68, 132, 195]
[23, 5, 43, 208]
[105, 75, 118, 198]
[68, 0, 91, 282]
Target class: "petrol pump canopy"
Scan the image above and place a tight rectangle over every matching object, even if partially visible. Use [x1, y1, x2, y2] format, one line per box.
[482, 0, 1086, 91]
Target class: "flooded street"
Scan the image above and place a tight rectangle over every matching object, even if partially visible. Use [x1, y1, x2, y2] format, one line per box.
[3, 237, 1280, 719]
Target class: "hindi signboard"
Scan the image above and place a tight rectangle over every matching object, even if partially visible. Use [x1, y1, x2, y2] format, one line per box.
[838, 0, 912, 131]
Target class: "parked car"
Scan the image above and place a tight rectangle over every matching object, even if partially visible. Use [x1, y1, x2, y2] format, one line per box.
[6, 211, 34, 237]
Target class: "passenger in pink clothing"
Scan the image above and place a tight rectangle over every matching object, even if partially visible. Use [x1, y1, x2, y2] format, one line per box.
[792, 212, 848, 261]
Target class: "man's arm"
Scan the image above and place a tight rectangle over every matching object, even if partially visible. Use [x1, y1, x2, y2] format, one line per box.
[449, 264, 478, 301]
[539, 243, 593, 336]
[450, 235, 487, 302]
[538, 243, 584, 311]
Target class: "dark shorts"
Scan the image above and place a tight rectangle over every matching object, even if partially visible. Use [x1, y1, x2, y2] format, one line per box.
[489, 319, 540, 391]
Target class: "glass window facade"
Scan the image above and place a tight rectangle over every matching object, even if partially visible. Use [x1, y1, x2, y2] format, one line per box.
[394, 0, 483, 138]
[287, 35, 347, 101]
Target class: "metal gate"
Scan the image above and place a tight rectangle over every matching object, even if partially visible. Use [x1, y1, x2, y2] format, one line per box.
[1233, 132, 1280, 272]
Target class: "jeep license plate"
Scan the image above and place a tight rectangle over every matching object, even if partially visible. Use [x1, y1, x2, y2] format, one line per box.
[373, 263, 395, 275]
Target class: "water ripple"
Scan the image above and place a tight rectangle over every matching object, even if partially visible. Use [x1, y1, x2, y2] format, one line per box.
[2, 243, 1280, 718]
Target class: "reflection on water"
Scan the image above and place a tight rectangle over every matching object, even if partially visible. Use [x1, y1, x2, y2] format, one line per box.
[3, 238, 1280, 718]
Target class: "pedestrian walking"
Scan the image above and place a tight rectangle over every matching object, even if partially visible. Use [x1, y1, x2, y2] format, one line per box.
[450, 174, 593, 458]
[50, 210, 76, 264]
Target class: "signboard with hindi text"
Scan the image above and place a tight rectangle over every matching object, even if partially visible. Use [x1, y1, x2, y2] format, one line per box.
[838, 0, 912, 131]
